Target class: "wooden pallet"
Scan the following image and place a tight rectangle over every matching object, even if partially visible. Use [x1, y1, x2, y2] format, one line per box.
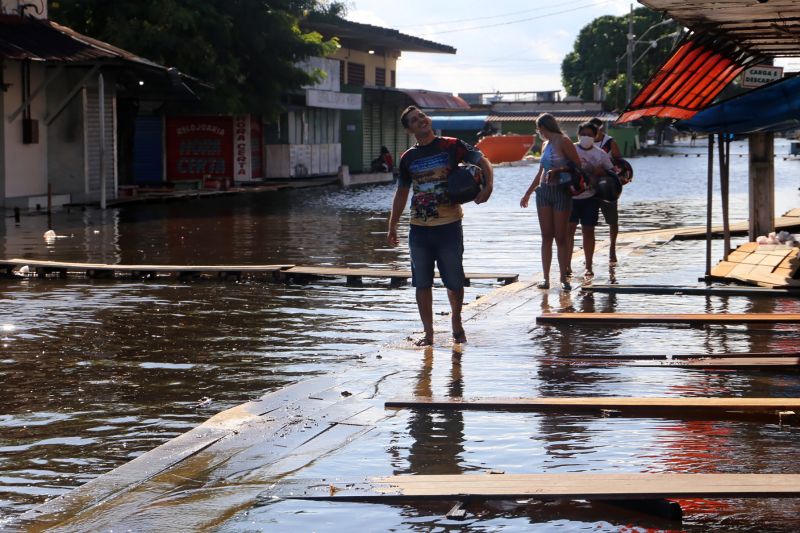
[536, 312, 800, 325]
[0, 258, 293, 280]
[280, 266, 519, 287]
[583, 284, 800, 297]
[710, 242, 800, 289]
[276, 473, 800, 502]
[384, 396, 800, 418]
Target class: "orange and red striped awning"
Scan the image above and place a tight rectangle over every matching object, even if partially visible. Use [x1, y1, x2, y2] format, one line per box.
[617, 33, 762, 124]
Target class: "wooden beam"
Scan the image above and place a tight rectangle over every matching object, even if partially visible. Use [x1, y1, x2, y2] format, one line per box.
[748, 133, 775, 241]
[279, 473, 800, 502]
[43, 65, 100, 126]
[583, 284, 799, 297]
[559, 351, 798, 360]
[536, 312, 800, 324]
[384, 396, 800, 415]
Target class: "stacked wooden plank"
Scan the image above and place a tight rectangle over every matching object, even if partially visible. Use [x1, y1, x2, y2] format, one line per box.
[710, 242, 800, 288]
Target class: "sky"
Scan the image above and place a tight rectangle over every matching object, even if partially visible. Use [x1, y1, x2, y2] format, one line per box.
[346, 1, 800, 97]
[345, 0, 637, 96]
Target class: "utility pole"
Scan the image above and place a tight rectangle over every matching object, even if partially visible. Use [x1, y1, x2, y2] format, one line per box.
[626, 3, 634, 105]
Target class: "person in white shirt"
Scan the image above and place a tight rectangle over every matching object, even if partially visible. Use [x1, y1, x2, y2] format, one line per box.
[569, 122, 614, 278]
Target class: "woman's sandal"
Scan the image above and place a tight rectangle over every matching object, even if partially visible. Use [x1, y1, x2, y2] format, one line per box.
[560, 280, 572, 291]
[536, 280, 550, 289]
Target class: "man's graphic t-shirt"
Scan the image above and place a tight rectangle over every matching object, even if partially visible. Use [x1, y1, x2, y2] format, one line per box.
[398, 137, 483, 226]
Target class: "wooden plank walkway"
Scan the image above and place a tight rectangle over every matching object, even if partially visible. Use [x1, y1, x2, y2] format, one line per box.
[536, 312, 800, 325]
[277, 473, 800, 502]
[281, 266, 519, 286]
[621, 210, 800, 241]
[0, 258, 293, 280]
[560, 351, 799, 360]
[384, 396, 800, 417]
[583, 284, 800, 297]
[0, 260, 518, 286]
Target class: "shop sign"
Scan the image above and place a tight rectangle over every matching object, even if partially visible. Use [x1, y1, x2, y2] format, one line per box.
[740, 65, 783, 88]
[306, 88, 362, 110]
[234, 115, 252, 180]
[166, 116, 233, 180]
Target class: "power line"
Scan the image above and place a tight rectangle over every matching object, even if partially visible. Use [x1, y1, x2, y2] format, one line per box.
[395, 2, 575, 30]
[418, 0, 612, 37]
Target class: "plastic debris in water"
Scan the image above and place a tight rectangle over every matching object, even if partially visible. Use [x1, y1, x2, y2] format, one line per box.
[43, 230, 56, 242]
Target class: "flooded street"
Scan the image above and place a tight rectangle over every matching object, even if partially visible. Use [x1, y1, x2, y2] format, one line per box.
[1, 139, 799, 530]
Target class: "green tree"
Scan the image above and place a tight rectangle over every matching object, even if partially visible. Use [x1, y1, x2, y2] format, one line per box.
[50, 0, 343, 117]
[561, 7, 678, 104]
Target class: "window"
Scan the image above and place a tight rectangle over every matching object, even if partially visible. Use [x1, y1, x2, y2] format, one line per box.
[347, 62, 365, 86]
[390, 70, 396, 88]
[375, 67, 386, 87]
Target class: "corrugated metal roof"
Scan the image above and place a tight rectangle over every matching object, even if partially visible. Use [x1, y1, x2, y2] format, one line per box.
[617, 33, 759, 124]
[303, 14, 456, 54]
[487, 111, 618, 123]
[0, 15, 165, 70]
[641, 0, 800, 59]
[365, 87, 469, 110]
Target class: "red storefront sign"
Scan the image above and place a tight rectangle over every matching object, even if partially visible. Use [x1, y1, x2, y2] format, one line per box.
[251, 116, 264, 179]
[166, 117, 233, 180]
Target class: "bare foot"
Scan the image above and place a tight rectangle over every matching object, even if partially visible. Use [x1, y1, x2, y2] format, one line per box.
[411, 335, 433, 347]
[453, 330, 467, 344]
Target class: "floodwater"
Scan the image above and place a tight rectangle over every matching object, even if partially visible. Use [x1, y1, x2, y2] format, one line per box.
[1, 139, 799, 530]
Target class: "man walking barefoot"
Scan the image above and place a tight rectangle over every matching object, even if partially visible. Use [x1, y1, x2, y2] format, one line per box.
[387, 106, 493, 346]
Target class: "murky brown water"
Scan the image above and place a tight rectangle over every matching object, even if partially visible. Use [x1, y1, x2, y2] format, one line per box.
[1, 139, 799, 530]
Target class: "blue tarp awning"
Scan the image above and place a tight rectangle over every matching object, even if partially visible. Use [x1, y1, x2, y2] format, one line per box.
[676, 74, 800, 134]
[429, 115, 488, 131]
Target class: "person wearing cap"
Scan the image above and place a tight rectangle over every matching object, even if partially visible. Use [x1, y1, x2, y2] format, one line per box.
[387, 106, 493, 347]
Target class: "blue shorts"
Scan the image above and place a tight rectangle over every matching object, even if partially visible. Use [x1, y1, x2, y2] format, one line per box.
[409, 221, 464, 291]
[570, 197, 600, 226]
[535, 183, 572, 212]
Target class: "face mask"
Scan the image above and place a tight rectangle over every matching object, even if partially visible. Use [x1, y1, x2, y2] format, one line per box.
[578, 136, 594, 149]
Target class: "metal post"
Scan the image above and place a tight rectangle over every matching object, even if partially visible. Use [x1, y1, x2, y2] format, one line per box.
[719, 134, 731, 259]
[98, 73, 106, 210]
[705, 134, 714, 278]
[626, 4, 634, 105]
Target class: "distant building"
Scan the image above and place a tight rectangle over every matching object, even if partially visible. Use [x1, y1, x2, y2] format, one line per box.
[0, 0, 195, 208]
[292, 14, 467, 175]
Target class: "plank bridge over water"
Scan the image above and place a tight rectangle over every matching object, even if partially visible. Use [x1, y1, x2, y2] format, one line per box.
[0, 259, 518, 286]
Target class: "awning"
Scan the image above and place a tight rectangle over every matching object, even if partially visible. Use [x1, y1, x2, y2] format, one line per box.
[617, 33, 761, 124]
[641, 0, 800, 59]
[676, 74, 800, 134]
[364, 86, 470, 110]
[429, 115, 487, 130]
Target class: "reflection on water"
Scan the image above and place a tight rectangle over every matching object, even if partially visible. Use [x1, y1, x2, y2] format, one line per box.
[1, 140, 800, 529]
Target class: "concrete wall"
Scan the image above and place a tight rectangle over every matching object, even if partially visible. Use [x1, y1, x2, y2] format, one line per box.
[47, 69, 87, 198]
[265, 143, 341, 178]
[3, 61, 48, 203]
[328, 48, 398, 87]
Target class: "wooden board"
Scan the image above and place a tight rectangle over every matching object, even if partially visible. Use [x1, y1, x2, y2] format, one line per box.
[384, 396, 800, 415]
[536, 312, 800, 324]
[277, 473, 800, 502]
[621, 357, 800, 369]
[0, 258, 293, 273]
[561, 351, 799, 360]
[282, 266, 519, 283]
[583, 284, 799, 297]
